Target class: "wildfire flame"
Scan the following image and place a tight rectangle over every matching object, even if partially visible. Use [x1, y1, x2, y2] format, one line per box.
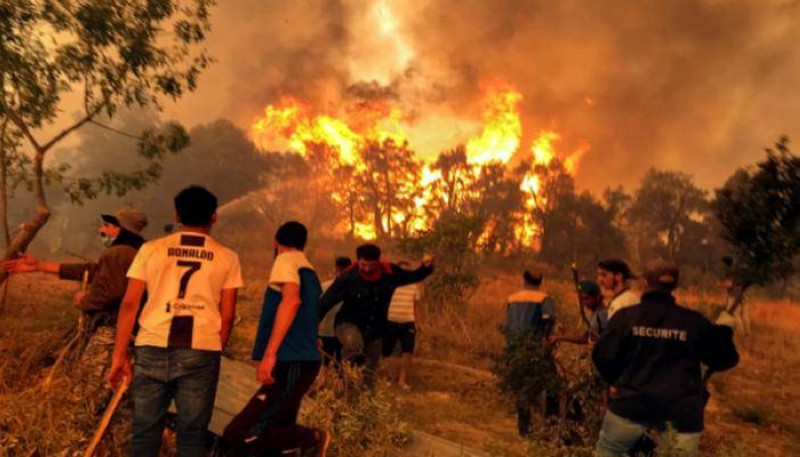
[465, 85, 522, 166]
[251, 96, 406, 167]
[250, 81, 589, 248]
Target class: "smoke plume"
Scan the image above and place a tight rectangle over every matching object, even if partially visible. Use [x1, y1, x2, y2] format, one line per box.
[164, 0, 800, 191]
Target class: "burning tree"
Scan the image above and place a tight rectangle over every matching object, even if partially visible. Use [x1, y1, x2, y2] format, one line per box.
[427, 146, 475, 214]
[358, 139, 421, 239]
[0, 0, 214, 283]
[249, 80, 594, 253]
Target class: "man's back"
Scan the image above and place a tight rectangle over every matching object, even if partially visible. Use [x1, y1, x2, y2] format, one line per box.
[593, 291, 738, 432]
[252, 250, 322, 362]
[505, 289, 554, 339]
[130, 232, 242, 352]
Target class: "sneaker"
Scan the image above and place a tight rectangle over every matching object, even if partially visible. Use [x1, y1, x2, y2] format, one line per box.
[301, 430, 331, 457]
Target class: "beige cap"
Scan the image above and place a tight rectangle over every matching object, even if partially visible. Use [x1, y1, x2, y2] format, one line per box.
[102, 206, 148, 233]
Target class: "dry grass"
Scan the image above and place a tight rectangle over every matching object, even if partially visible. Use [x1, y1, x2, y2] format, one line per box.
[2, 264, 800, 456]
[406, 272, 800, 456]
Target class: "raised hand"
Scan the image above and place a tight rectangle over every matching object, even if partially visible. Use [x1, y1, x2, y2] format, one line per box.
[1, 254, 40, 274]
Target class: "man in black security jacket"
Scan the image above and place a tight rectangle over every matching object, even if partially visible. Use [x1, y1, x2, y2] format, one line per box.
[592, 260, 738, 457]
[319, 243, 434, 388]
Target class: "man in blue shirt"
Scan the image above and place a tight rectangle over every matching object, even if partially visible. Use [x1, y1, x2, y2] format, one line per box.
[222, 221, 329, 456]
[505, 271, 558, 437]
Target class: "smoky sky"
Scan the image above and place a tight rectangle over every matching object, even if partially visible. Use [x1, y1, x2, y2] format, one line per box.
[161, 0, 800, 192]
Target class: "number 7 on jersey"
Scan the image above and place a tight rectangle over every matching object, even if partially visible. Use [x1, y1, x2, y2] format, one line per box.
[177, 260, 202, 299]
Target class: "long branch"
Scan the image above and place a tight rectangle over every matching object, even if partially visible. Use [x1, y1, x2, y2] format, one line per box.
[6, 110, 42, 152]
[40, 102, 107, 153]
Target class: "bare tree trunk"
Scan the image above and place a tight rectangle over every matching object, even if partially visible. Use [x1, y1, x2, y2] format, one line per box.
[0, 148, 50, 285]
[0, 120, 11, 310]
[348, 192, 356, 238]
[1, 98, 105, 286]
[0, 119, 10, 246]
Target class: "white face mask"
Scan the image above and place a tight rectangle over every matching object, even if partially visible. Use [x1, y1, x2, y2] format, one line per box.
[100, 233, 115, 247]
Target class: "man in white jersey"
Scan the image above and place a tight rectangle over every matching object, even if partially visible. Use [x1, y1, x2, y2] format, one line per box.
[109, 186, 243, 457]
[382, 262, 421, 391]
[598, 259, 639, 320]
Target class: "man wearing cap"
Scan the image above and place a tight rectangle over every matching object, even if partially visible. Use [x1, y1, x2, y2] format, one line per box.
[1, 206, 147, 401]
[548, 280, 607, 345]
[592, 260, 739, 456]
[505, 270, 558, 437]
[597, 259, 639, 320]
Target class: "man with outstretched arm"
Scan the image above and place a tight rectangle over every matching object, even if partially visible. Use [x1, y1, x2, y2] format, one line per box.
[109, 186, 243, 457]
[319, 244, 434, 389]
[592, 260, 739, 457]
[222, 221, 329, 457]
[2, 207, 147, 402]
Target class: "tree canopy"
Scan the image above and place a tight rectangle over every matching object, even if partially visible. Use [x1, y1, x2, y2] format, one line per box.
[0, 0, 215, 282]
[714, 136, 800, 293]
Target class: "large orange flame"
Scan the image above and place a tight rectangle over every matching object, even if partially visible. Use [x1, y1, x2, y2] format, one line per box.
[465, 85, 522, 165]
[249, 81, 589, 249]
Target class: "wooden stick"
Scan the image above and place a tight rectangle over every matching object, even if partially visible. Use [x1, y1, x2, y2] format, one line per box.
[42, 316, 85, 390]
[84, 377, 130, 457]
[81, 268, 89, 292]
[43, 269, 89, 389]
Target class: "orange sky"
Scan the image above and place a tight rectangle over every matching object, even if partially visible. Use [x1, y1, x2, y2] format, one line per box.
[39, 0, 800, 193]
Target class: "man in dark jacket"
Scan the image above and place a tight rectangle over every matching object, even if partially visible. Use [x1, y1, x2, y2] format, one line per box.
[592, 260, 739, 457]
[2, 206, 147, 395]
[319, 243, 434, 388]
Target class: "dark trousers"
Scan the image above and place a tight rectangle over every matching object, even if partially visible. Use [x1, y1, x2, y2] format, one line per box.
[131, 346, 220, 457]
[335, 322, 382, 389]
[517, 392, 559, 437]
[319, 336, 342, 365]
[222, 361, 321, 456]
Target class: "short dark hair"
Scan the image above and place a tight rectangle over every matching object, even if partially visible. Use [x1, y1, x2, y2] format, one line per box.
[523, 270, 543, 287]
[335, 256, 352, 269]
[598, 258, 635, 280]
[356, 244, 381, 261]
[175, 186, 217, 227]
[644, 259, 680, 292]
[275, 221, 308, 249]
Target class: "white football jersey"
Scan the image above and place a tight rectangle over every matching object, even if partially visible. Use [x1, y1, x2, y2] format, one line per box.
[127, 231, 243, 351]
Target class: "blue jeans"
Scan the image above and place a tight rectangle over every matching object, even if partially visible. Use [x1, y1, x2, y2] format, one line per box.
[131, 346, 221, 457]
[596, 410, 701, 457]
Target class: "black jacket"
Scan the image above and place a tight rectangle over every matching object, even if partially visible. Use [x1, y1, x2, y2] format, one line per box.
[592, 290, 739, 432]
[319, 263, 433, 341]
